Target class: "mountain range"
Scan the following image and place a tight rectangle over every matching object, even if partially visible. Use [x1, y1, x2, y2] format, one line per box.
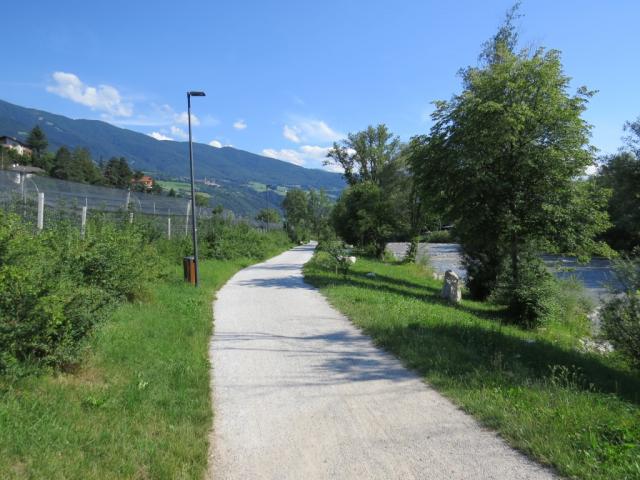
[0, 99, 344, 215]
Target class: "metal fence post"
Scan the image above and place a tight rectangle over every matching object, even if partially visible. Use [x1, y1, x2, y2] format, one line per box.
[168, 216, 172, 239]
[37, 192, 44, 230]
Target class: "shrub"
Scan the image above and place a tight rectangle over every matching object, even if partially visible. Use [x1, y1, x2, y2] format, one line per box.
[601, 252, 640, 366]
[491, 257, 556, 328]
[0, 212, 159, 373]
[199, 217, 290, 261]
[317, 240, 352, 277]
[426, 230, 452, 243]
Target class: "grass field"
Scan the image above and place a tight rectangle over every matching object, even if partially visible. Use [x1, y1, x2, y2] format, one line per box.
[0, 259, 255, 479]
[156, 180, 193, 194]
[247, 181, 288, 196]
[304, 254, 640, 480]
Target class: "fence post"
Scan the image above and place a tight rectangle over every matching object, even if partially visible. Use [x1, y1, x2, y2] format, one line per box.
[167, 216, 172, 239]
[185, 200, 191, 236]
[125, 190, 131, 210]
[37, 192, 44, 230]
[81, 206, 87, 238]
[129, 212, 134, 224]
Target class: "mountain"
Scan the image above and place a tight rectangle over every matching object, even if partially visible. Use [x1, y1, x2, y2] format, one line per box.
[0, 99, 344, 194]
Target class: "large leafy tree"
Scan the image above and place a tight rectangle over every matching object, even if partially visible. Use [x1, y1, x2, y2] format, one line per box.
[325, 124, 401, 186]
[282, 189, 310, 242]
[307, 189, 332, 239]
[411, 5, 609, 307]
[326, 124, 412, 254]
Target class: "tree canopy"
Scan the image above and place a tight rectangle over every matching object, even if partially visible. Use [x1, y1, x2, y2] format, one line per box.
[410, 5, 610, 320]
[325, 124, 401, 186]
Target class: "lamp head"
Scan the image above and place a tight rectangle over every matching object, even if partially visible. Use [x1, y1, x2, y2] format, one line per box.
[188, 91, 206, 97]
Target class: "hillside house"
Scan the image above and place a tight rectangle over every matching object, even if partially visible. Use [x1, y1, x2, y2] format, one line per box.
[132, 174, 154, 190]
[0, 136, 32, 157]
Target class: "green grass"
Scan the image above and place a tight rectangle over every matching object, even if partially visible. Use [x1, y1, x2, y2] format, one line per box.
[304, 254, 640, 480]
[157, 180, 193, 194]
[247, 181, 287, 196]
[0, 259, 255, 479]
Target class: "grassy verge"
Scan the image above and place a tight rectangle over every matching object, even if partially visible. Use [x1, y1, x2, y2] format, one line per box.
[304, 253, 640, 480]
[0, 258, 260, 479]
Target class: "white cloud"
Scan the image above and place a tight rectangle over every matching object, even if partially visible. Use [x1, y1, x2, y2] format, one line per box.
[149, 131, 173, 141]
[282, 118, 343, 144]
[46, 71, 133, 117]
[174, 111, 200, 126]
[209, 140, 222, 148]
[233, 119, 247, 130]
[261, 144, 337, 170]
[262, 148, 305, 166]
[283, 125, 301, 143]
[170, 126, 189, 140]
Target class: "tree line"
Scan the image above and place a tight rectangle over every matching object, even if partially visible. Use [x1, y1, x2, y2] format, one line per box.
[7, 125, 162, 193]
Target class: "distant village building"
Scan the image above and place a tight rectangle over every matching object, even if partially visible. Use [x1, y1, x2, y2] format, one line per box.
[202, 177, 220, 187]
[0, 136, 32, 157]
[131, 174, 154, 190]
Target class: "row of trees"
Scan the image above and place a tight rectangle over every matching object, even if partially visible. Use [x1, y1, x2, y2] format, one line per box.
[321, 5, 638, 327]
[13, 126, 161, 192]
[281, 188, 332, 243]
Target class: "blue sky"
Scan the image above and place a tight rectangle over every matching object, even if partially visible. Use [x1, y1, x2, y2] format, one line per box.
[2, 1, 638, 171]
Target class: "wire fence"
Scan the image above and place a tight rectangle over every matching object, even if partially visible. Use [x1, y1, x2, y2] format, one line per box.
[0, 170, 207, 236]
[0, 170, 283, 235]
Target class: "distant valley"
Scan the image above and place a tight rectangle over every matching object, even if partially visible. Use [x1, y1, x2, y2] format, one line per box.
[0, 99, 344, 216]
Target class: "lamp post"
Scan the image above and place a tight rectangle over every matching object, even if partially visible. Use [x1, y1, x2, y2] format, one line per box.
[187, 90, 206, 287]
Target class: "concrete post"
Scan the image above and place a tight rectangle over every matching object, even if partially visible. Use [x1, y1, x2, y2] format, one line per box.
[37, 192, 44, 230]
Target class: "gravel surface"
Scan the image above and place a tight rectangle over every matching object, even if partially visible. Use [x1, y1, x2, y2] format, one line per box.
[208, 243, 556, 479]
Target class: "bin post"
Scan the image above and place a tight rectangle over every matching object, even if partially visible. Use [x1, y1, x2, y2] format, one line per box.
[183, 256, 196, 285]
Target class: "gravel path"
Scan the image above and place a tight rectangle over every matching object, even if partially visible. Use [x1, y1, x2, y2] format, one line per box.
[208, 243, 556, 479]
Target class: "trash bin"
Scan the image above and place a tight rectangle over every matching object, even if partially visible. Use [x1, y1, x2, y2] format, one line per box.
[183, 256, 196, 285]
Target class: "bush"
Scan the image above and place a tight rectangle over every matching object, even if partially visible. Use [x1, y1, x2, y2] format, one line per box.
[426, 230, 452, 243]
[0, 212, 159, 373]
[602, 252, 640, 366]
[317, 240, 352, 277]
[199, 217, 290, 261]
[491, 258, 556, 328]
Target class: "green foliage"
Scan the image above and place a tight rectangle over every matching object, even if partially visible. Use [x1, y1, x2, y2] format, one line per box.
[325, 124, 401, 186]
[102, 156, 133, 188]
[426, 230, 452, 243]
[410, 8, 610, 324]
[317, 240, 352, 277]
[50, 147, 103, 184]
[0, 212, 158, 373]
[602, 252, 640, 366]
[26, 125, 48, 158]
[194, 192, 209, 207]
[199, 216, 290, 261]
[597, 149, 640, 252]
[0, 259, 259, 479]
[282, 188, 333, 243]
[255, 207, 281, 225]
[491, 256, 556, 328]
[331, 181, 398, 258]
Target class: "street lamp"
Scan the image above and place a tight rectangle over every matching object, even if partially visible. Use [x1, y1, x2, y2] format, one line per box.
[187, 90, 206, 287]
